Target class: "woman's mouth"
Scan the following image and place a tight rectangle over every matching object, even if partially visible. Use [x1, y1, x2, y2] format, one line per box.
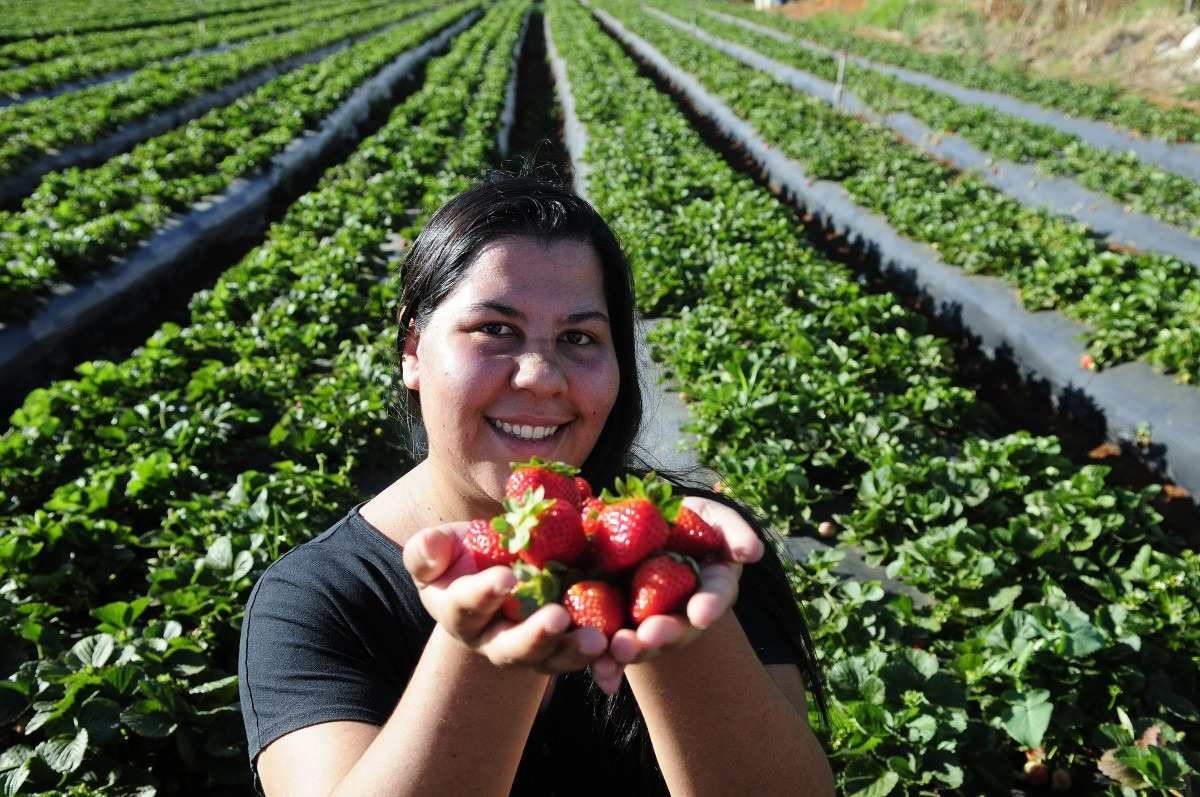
[487, 418, 564, 441]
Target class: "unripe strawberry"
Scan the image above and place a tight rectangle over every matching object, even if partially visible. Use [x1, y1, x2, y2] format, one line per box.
[817, 521, 836, 538]
[464, 518, 517, 569]
[666, 505, 723, 559]
[506, 457, 581, 507]
[1080, 353, 1096, 371]
[1051, 769, 1071, 792]
[630, 552, 699, 625]
[563, 580, 624, 638]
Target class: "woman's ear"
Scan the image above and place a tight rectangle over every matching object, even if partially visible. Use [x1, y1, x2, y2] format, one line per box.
[401, 320, 420, 391]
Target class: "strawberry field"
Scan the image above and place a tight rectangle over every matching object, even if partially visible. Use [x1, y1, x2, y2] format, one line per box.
[1, 0, 1199, 793]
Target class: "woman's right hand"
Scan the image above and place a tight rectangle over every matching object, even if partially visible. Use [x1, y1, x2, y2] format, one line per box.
[402, 524, 625, 693]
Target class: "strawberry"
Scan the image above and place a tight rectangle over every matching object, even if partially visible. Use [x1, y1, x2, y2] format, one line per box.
[666, 505, 723, 559]
[563, 580, 625, 638]
[629, 552, 698, 625]
[593, 473, 678, 572]
[580, 497, 604, 540]
[496, 487, 588, 567]
[464, 517, 517, 569]
[501, 561, 564, 622]
[506, 457, 581, 508]
[574, 475, 593, 502]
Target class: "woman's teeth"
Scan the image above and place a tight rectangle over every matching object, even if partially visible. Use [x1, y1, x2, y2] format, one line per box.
[490, 419, 560, 440]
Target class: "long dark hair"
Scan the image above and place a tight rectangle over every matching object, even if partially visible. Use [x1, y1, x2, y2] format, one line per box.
[394, 172, 829, 787]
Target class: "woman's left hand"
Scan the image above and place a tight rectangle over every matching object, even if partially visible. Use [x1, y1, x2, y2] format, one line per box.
[606, 495, 764, 667]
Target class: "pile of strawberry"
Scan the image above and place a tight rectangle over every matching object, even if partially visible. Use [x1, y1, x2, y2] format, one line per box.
[464, 458, 726, 639]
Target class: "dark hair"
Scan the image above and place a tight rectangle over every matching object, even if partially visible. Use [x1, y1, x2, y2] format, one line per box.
[394, 172, 828, 787]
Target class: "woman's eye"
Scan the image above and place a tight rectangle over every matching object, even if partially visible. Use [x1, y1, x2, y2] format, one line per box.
[562, 330, 595, 346]
[478, 323, 514, 336]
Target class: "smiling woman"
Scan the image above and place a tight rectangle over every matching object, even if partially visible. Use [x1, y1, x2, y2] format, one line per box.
[237, 173, 836, 796]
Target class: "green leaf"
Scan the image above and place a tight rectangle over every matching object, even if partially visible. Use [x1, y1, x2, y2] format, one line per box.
[36, 728, 87, 774]
[1000, 689, 1053, 749]
[205, 536, 233, 571]
[847, 770, 899, 797]
[0, 768, 29, 797]
[70, 634, 115, 668]
[120, 702, 176, 738]
[987, 584, 1023, 613]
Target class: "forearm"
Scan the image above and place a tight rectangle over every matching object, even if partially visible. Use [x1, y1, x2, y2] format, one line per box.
[625, 613, 835, 796]
[332, 624, 549, 797]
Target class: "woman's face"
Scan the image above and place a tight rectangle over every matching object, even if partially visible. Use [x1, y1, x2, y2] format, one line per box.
[402, 235, 620, 510]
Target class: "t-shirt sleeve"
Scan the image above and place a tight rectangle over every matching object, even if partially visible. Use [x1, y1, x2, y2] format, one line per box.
[238, 553, 401, 775]
[732, 557, 802, 667]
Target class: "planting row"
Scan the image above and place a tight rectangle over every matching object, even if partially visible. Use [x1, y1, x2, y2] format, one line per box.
[0, 2, 526, 792]
[714, 0, 1200, 145]
[0, 0, 292, 42]
[0, 0, 436, 183]
[0, 0, 394, 101]
[0, 0, 473, 321]
[675, 3, 1200, 238]
[603, 0, 1200, 385]
[549, 0, 1200, 792]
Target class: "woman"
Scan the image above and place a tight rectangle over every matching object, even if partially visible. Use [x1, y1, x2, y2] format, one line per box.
[238, 174, 835, 795]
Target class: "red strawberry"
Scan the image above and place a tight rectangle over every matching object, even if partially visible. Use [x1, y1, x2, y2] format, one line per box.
[506, 457, 581, 507]
[630, 553, 698, 625]
[593, 473, 678, 572]
[464, 517, 517, 569]
[666, 505, 723, 559]
[501, 561, 564, 622]
[580, 497, 604, 540]
[496, 488, 587, 567]
[563, 580, 625, 638]
[574, 476, 593, 502]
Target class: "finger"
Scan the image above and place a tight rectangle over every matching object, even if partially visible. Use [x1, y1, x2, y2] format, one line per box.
[681, 496, 764, 563]
[609, 628, 645, 665]
[403, 526, 459, 587]
[477, 604, 572, 668]
[435, 566, 518, 641]
[688, 561, 742, 629]
[537, 626, 609, 672]
[635, 614, 694, 651]
[590, 654, 625, 695]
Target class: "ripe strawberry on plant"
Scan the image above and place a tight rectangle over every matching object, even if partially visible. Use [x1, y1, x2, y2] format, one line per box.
[563, 580, 625, 638]
[593, 473, 678, 572]
[501, 561, 564, 622]
[496, 487, 588, 568]
[666, 505, 723, 560]
[464, 517, 517, 569]
[630, 552, 698, 625]
[506, 457, 581, 508]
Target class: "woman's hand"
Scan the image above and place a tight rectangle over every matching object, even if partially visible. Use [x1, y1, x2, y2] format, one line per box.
[402, 523, 624, 691]
[608, 496, 764, 666]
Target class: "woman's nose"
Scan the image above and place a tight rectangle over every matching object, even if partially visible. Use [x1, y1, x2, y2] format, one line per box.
[511, 348, 568, 395]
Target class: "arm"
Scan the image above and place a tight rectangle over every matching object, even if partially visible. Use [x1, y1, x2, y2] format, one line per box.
[254, 523, 610, 797]
[258, 625, 550, 797]
[624, 612, 835, 796]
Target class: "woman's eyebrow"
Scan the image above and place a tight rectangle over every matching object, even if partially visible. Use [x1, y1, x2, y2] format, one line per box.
[467, 301, 609, 325]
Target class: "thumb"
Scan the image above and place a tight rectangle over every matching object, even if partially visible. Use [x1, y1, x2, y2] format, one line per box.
[403, 526, 459, 586]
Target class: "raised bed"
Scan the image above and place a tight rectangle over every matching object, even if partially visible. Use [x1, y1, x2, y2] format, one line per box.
[589, 2, 1200, 504]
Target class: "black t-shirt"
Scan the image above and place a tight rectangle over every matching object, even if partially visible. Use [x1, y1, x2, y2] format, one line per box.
[238, 502, 799, 795]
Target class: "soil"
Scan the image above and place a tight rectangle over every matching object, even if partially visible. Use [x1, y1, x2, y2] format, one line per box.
[763, 0, 1200, 109]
